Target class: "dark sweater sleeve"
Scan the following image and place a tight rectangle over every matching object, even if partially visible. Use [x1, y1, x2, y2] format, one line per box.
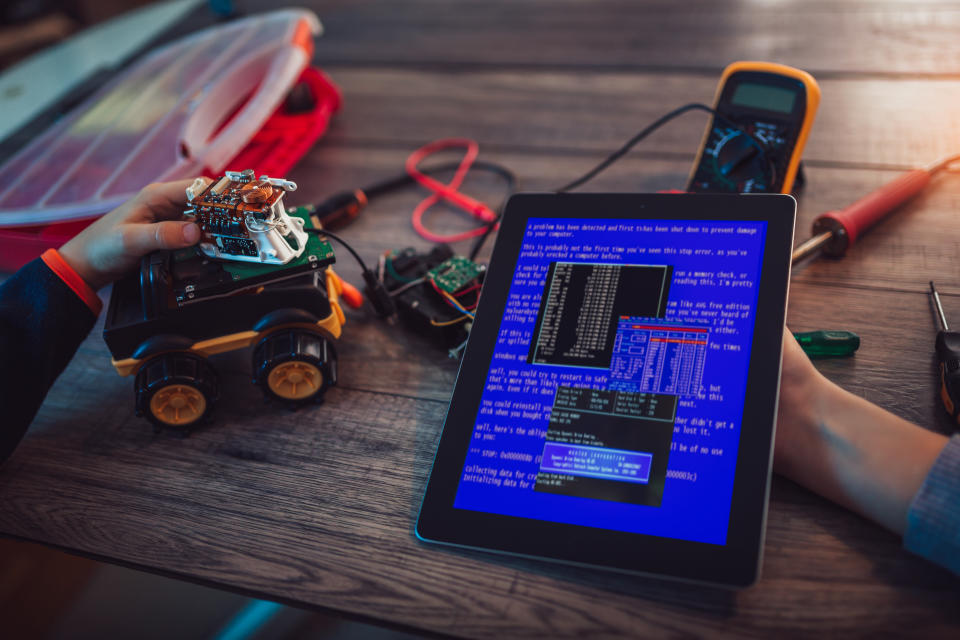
[0, 258, 98, 462]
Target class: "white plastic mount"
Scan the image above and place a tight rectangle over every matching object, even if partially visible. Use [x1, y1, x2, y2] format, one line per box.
[187, 175, 309, 265]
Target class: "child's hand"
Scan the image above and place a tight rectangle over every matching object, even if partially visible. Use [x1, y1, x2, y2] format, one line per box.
[58, 178, 209, 290]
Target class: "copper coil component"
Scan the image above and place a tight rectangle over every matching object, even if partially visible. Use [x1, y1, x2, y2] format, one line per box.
[241, 180, 274, 203]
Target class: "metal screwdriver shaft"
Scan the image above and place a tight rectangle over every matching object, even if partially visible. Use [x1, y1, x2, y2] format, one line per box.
[931, 281, 949, 331]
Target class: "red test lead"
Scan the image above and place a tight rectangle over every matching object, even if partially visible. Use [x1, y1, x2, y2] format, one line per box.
[405, 138, 500, 243]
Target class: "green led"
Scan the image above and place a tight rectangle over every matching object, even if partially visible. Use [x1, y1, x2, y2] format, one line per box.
[793, 330, 860, 358]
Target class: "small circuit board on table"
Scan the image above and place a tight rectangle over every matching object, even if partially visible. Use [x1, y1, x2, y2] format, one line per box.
[380, 245, 485, 356]
[426, 255, 485, 294]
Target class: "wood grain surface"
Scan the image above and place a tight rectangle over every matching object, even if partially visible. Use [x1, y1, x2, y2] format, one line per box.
[2, 1, 960, 638]
[305, 0, 960, 76]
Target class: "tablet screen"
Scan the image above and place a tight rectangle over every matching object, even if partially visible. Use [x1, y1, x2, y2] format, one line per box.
[453, 218, 767, 545]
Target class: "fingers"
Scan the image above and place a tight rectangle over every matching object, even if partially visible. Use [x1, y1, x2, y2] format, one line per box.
[120, 220, 201, 256]
[134, 177, 211, 222]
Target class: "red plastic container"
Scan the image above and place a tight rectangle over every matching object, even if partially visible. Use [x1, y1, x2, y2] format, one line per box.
[0, 66, 340, 272]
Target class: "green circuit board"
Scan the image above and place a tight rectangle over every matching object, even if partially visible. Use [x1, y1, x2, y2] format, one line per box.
[426, 255, 484, 293]
[218, 206, 334, 282]
[170, 205, 335, 304]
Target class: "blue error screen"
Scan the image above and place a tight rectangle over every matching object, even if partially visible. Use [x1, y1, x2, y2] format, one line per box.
[453, 217, 767, 545]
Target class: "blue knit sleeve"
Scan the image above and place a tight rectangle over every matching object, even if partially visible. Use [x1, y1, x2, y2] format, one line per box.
[0, 258, 97, 463]
[904, 434, 960, 574]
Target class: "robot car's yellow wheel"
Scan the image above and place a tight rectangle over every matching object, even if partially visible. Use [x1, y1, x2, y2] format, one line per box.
[267, 361, 323, 400]
[148, 384, 207, 426]
[135, 353, 218, 430]
[253, 330, 336, 405]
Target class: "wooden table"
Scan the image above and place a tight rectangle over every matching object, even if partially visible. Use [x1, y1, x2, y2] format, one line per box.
[2, 1, 960, 636]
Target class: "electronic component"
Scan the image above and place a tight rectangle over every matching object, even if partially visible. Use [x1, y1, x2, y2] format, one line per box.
[688, 61, 820, 194]
[139, 206, 335, 310]
[185, 169, 308, 265]
[379, 245, 484, 355]
[426, 255, 485, 294]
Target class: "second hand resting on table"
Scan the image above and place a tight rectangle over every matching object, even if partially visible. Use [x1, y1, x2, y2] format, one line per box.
[0, 178, 956, 575]
[774, 328, 950, 537]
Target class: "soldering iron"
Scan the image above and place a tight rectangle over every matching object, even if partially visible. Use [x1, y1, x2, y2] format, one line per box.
[792, 153, 960, 264]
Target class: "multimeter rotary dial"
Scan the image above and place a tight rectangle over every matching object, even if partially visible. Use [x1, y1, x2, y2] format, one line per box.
[687, 63, 820, 194]
[699, 124, 779, 193]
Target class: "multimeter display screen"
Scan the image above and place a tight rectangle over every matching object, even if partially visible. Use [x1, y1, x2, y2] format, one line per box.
[730, 83, 796, 114]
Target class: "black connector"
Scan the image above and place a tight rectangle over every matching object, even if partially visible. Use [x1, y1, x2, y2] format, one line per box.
[313, 190, 367, 230]
[362, 269, 398, 322]
[304, 228, 395, 321]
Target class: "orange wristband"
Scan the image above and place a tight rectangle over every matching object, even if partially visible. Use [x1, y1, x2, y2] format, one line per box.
[40, 249, 103, 316]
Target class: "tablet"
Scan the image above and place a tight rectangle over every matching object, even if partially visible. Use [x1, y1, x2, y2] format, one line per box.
[417, 193, 795, 588]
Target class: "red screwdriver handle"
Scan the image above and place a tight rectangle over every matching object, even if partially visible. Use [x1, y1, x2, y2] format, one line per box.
[813, 168, 931, 255]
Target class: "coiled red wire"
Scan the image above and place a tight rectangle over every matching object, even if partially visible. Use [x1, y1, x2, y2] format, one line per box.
[405, 138, 499, 243]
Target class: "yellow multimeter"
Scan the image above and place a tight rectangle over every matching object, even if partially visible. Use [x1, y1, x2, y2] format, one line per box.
[687, 61, 820, 194]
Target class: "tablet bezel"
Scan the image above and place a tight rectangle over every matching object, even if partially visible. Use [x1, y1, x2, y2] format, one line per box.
[416, 193, 795, 588]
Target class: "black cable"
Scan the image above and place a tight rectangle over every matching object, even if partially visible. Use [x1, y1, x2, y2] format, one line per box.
[468, 217, 499, 261]
[308, 228, 371, 273]
[362, 160, 516, 200]
[311, 160, 517, 239]
[311, 160, 516, 254]
[305, 228, 397, 319]
[412, 160, 516, 260]
[364, 160, 515, 261]
[556, 102, 768, 193]
[315, 160, 516, 260]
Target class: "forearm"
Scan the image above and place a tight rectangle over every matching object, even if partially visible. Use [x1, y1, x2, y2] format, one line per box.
[0, 255, 98, 462]
[775, 375, 948, 535]
[0, 180, 201, 462]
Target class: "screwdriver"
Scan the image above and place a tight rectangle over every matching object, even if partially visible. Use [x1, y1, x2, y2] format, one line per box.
[929, 281, 960, 423]
[792, 330, 860, 358]
[792, 152, 960, 264]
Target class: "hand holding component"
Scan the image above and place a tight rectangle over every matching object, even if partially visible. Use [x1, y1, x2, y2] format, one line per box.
[59, 178, 208, 290]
